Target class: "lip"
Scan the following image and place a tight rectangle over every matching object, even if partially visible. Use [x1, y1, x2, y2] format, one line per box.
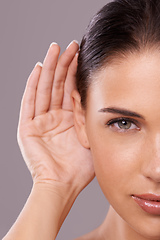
[132, 194, 160, 215]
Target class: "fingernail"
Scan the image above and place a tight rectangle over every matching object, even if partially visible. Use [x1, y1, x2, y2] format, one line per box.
[66, 40, 79, 49]
[76, 51, 79, 56]
[35, 62, 43, 67]
[50, 42, 58, 48]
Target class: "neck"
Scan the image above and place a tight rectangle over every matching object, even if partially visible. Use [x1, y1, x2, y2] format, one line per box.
[99, 206, 159, 240]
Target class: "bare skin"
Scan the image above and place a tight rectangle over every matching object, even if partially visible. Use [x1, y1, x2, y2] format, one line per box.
[17, 41, 94, 187]
[73, 49, 160, 240]
[74, 227, 103, 240]
[4, 40, 160, 240]
[3, 41, 95, 240]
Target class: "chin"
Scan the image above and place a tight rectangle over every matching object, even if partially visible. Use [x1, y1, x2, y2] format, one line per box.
[109, 201, 160, 240]
[142, 225, 160, 239]
[130, 215, 160, 240]
[138, 231, 160, 240]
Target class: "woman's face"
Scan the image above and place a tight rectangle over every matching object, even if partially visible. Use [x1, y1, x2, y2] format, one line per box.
[84, 50, 160, 239]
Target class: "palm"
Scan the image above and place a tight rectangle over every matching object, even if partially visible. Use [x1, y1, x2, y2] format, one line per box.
[18, 42, 94, 191]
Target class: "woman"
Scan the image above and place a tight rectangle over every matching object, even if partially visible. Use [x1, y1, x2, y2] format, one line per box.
[3, 0, 160, 239]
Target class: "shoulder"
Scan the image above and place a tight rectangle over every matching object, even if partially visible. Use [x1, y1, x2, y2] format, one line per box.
[74, 226, 104, 240]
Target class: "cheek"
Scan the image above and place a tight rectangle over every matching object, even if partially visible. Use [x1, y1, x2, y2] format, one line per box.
[88, 129, 143, 200]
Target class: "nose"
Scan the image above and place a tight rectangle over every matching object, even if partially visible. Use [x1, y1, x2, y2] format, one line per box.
[142, 133, 160, 183]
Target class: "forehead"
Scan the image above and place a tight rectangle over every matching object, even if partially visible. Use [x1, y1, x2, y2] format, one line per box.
[88, 50, 160, 106]
[85, 50, 160, 123]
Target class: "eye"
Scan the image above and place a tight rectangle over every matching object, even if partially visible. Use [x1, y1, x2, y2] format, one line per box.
[116, 120, 133, 129]
[107, 118, 139, 131]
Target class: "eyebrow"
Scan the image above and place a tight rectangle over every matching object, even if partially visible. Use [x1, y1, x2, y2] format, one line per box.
[98, 107, 145, 120]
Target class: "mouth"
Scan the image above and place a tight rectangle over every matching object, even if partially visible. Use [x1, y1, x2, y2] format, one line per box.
[132, 194, 160, 215]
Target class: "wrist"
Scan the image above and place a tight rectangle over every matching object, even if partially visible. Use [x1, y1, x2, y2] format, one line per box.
[3, 181, 78, 240]
[32, 180, 79, 228]
[33, 180, 79, 200]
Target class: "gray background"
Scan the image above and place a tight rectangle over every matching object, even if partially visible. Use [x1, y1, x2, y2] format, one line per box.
[0, 1, 111, 239]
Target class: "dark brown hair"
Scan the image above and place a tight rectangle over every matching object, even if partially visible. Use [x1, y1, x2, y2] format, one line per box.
[76, 0, 160, 108]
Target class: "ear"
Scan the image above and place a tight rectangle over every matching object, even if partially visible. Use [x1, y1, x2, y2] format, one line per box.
[71, 90, 90, 149]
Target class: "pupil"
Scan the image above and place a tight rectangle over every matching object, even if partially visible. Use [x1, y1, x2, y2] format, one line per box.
[122, 120, 127, 125]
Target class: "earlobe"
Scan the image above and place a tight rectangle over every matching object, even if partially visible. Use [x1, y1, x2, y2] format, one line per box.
[71, 90, 90, 149]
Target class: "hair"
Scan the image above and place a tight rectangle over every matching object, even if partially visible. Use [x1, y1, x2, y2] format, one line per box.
[76, 0, 160, 108]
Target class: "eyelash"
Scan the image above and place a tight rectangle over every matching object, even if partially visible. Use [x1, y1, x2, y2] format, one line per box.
[106, 117, 140, 132]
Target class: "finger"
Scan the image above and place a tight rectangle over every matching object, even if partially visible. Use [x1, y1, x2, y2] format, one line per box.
[49, 40, 79, 110]
[62, 53, 78, 110]
[65, 52, 79, 89]
[19, 62, 42, 124]
[34, 43, 60, 117]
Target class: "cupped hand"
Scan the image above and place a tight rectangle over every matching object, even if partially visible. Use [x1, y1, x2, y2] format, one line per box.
[17, 41, 95, 192]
